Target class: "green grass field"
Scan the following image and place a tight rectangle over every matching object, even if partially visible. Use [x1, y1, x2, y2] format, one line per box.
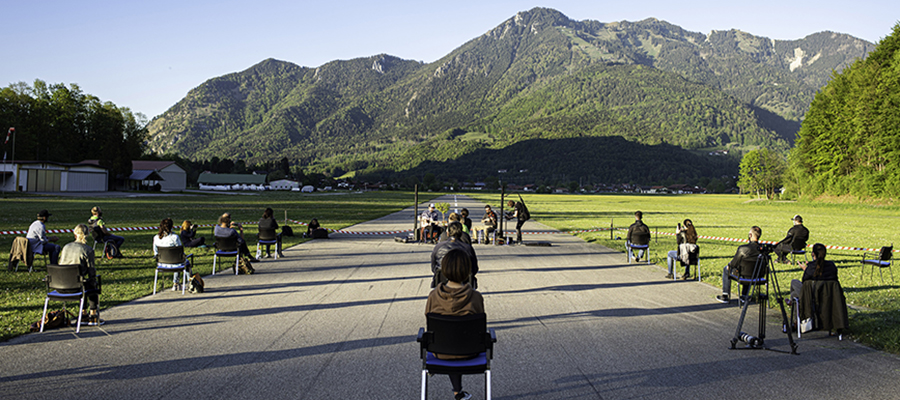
[467, 193, 900, 353]
[3, 191, 899, 354]
[0, 191, 420, 342]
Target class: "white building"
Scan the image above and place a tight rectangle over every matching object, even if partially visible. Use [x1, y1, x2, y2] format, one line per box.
[269, 179, 300, 191]
[0, 161, 108, 192]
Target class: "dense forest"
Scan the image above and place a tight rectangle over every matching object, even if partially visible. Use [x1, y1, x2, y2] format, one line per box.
[0, 80, 146, 184]
[786, 23, 900, 200]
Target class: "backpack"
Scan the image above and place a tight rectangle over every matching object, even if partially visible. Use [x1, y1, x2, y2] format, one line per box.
[104, 243, 120, 259]
[517, 196, 531, 221]
[282, 225, 294, 237]
[238, 256, 255, 275]
[189, 273, 205, 293]
[29, 310, 69, 332]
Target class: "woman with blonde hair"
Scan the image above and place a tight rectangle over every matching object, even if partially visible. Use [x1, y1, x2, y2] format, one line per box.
[59, 224, 102, 325]
[179, 220, 205, 248]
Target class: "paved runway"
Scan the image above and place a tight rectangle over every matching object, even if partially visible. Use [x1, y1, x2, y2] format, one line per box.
[2, 194, 899, 400]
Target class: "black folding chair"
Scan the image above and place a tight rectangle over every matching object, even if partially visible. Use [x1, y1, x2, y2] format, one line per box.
[41, 265, 90, 333]
[862, 245, 893, 283]
[417, 313, 496, 400]
[255, 228, 279, 260]
[213, 236, 240, 275]
[154, 246, 193, 295]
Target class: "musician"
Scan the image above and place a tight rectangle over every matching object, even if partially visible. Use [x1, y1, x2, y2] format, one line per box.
[421, 203, 443, 243]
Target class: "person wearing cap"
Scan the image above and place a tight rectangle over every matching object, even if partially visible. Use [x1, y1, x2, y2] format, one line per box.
[89, 206, 126, 256]
[420, 203, 443, 243]
[774, 215, 810, 264]
[26, 209, 61, 264]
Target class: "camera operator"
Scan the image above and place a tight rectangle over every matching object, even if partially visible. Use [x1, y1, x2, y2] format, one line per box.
[716, 226, 767, 303]
[774, 215, 809, 264]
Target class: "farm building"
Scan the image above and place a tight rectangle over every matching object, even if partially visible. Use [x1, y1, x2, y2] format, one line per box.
[269, 179, 300, 191]
[197, 172, 268, 191]
[81, 160, 188, 191]
[0, 161, 108, 192]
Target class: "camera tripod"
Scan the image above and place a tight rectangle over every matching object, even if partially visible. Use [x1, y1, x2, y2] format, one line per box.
[729, 250, 799, 355]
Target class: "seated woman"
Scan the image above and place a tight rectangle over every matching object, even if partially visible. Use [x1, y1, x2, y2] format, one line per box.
[425, 248, 484, 400]
[666, 219, 698, 280]
[153, 218, 192, 291]
[59, 224, 102, 325]
[258, 207, 283, 258]
[306, 218, 328, 238]
[179, 220, 205, 248]
[789, 243, 846, 334]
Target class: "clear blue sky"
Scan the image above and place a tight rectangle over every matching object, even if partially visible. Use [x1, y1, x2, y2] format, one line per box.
[2, 0, 896, 119]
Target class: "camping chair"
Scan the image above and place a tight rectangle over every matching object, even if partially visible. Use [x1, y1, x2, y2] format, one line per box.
[213, 236, 240, 275]
[255, 228, 279, 260]
[154, 246, 193, 295]
[626, 242, 651, 264]
[41, 264, 101, 334]
[862, 245, 893, 283]
[417, 313, 496, 400]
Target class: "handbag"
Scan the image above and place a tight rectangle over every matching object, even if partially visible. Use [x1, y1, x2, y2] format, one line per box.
[800, 317, 814, 333]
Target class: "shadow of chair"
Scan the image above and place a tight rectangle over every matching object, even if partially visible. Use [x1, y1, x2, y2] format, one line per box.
[213, 236, 240, 275]
[154, 246, 193, 295]
[417, 313, 496, 400]
[862, 245, 893, 283]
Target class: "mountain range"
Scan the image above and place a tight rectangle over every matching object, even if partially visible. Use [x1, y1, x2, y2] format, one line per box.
[145, 7, 874, 184]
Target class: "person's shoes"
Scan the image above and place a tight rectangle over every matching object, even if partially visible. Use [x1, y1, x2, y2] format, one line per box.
[455, 391, 472, 400]
[715, 294, 730, 303]
[681, 273, 691, 280]
[172, 283, 181, 291]
[633, 257, 640, 263]
[665, 273, 674, 279]
[277, 252, 285, 257]
[263, 253, 272, 259]
[86, 315, 105, 326]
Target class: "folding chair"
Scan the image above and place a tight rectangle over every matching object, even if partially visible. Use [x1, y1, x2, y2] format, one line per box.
[790, 249, 809, 265]
[41, 265, 89, 333]
[255, 228, 279, 260]
[417, 313, 496, 400]
[862, 245, 893, 283]
[154, 246, 193, 295]
[213, 236, 240, 275]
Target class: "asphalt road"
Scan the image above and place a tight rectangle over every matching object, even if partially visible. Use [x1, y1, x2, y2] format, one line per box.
[1, 194, 898, 400]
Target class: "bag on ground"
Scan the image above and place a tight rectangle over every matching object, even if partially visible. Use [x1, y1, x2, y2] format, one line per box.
[29, 310, 68, 332]
[189, 273, 205, 293]
[239, 256, 255, 275]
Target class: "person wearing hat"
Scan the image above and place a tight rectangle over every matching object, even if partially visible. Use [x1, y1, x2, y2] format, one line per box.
[26, 210, 61, 264]
[89, 206, 126, 256]
[420, 203, 443, 244]
[774, 214, 810, 264]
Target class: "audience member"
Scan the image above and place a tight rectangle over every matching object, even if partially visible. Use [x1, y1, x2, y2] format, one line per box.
[440, 213, 472, 244]
[26, 209, 60, 264]
[88, 206, 126, 256]
[59, 224, 102, 325]
[215, 213, 258, 262]
[425, 248, 484, 400]
[460, 208, 472, 234]
[258, 207, 284, 258]
[153, 218, 191, 291]
[775, 214, 810, 264]
[716, 226, 765, 303]
[626, 211, 651, 262]
[179, 220, 206, 248]
[431, 222, 479, 289]
[789, 243, 839, 299]
[666, 219, 699, 280]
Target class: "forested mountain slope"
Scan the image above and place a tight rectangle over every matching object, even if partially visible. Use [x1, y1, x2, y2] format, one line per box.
[146, 7, 873, 181]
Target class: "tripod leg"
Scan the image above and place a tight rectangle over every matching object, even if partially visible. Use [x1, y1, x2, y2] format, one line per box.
[732, 295, 752, 348]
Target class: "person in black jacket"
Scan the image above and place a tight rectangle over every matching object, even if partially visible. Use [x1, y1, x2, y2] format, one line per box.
[789, 243, 838, 299]
[717, 226, 766, 303]
[774, 214, 810, 264]
[505, 200, 529, 244]
[626, 211, 651, 262]
[258, 207, 283, 258]
[430, 222, 478, 289]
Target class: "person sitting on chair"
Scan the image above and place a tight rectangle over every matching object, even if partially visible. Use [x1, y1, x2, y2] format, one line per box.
[789, 243, 838, 300]
[626, 211, 651, 262]
[258, 207, 284, 258]
[431, 222, 478, 289]
[153, 218, 192, 291]
[179, 220, 205, 248]
[439, 213, 472, 245]
[666, 219, 698, 280]
[26, 209, 61, 265]
[88, 206, 126, 257]
[473, 205, 497, 244]
[774, 214, 809, 264]
[215, 213, 258, 262]
[425, 248, 484, 400]
[59, 224, 102, 325]
[459, 208, 473, 234]
[716, 226, 765, 303]
[421, 204, 443, 243]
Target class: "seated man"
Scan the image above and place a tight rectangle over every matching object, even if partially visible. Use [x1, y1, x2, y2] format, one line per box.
[626, 211, 651, 262]
[431, 222, 479, 289]
[420, 203, 443, 243]
[26, 209, 61, 264]
[775, 214, 809, 264]
[59, 224, 103, 325]
[88, 206, 126, 256]
[717, 226, 766, 303]
[215, 213, 258, 262]
[472, 205, 497, 244]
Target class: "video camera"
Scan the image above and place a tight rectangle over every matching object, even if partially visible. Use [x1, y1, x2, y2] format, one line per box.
[757, 243, 776, 254]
